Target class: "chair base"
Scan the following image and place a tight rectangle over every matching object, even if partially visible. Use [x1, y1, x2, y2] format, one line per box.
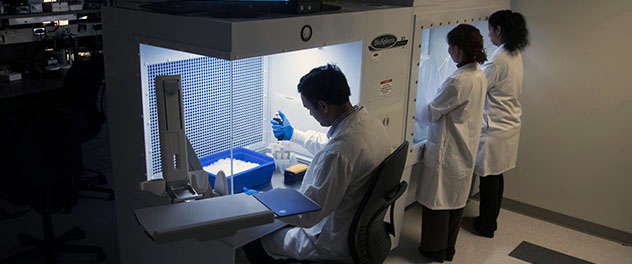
[2, 220, 106, 263]
[78, 169, 115, 201]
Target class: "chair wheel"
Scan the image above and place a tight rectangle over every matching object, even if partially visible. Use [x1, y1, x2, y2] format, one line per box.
[97, 251, 107, 262]
[65, 226, 86, 241]
[17, 234, 30, 246]
[75, 229, 86, 240]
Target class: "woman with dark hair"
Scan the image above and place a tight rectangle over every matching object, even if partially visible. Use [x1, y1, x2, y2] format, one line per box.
[415, 24, 488, 262]
[463, 10, 530, 239]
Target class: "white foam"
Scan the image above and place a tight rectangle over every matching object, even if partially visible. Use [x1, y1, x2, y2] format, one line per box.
[203, 158, 260, 175]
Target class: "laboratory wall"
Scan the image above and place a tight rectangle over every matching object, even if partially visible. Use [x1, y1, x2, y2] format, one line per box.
[508, 0, 632, 236]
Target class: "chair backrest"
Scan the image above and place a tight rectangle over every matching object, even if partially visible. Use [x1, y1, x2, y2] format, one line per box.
[62, 55, 106, 142]
[348, 141, 409, 264]
[1, 109, 81, 214]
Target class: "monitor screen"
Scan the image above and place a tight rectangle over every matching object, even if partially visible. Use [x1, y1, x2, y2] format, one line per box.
[191, 0, 290, 2]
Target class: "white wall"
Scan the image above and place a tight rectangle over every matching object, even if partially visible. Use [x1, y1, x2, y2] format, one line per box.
[509, 0, 632, 233]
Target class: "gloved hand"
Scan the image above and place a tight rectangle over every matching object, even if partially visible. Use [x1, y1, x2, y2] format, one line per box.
[242, 187, 259, 195]
[270, 111, 293, 140]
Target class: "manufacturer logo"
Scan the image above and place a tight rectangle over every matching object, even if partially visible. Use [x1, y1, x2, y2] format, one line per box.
[372, 34, 397, 49]
[369, 34, 409, 52]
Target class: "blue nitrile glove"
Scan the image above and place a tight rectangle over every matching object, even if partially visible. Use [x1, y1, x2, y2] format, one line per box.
[242, 187, 258, 195]
[270, 111, 293, 140]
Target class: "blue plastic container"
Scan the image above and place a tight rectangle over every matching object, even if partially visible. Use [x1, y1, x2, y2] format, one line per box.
[199, 148, 274, 193]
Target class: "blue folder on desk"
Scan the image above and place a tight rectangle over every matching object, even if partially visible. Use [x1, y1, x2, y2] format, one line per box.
[253, 188, 321, 217]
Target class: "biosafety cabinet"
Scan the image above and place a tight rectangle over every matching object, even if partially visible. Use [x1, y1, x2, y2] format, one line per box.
[103, 2, 414, 263]
[394, 0, 510, 207]
[103, 0, 509, 262]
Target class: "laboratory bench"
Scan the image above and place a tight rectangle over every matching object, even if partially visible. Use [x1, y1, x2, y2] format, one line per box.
[218, 169, 302, 250]
[0, 70, 67, 112]
[0, 70, 66, 98]
[133, 166, 305, 264]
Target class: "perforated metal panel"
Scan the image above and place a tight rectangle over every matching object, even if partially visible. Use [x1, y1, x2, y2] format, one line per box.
[146, 57, 264, 176]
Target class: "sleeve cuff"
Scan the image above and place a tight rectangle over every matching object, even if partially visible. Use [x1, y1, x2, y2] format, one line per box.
[291, 129, 307, 146]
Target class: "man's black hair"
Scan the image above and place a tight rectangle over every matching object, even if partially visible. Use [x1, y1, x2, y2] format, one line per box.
[297, 64, 351, 105]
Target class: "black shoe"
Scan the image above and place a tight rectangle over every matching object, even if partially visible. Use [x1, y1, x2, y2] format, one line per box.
[462, 216, 494, 238]
[418, 247, 446, 263]
[445, 247, 455, 262]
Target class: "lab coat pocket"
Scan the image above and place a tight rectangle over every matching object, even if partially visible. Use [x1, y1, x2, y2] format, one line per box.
[422, 142, 441, 168]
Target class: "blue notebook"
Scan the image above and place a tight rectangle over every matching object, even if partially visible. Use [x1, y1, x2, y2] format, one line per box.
[253, 188, 321, 217]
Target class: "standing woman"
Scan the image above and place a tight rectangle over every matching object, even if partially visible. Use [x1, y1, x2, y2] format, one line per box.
[416, 24, 487, 263]
[464, 10, 530, 238]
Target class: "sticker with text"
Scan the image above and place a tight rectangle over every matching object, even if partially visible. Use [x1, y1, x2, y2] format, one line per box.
[380, 79, 393, 96]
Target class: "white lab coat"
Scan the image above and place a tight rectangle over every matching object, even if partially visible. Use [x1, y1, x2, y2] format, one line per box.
[475, 45, 524, 176]
[416, 63, 487, 210]
[260, 107, 391, 263]
[415, 54, 442, 143]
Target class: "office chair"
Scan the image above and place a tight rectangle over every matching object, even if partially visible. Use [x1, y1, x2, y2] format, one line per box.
[348, 141, 409, 264]
[61, 55, 114, 200]
[0, 109, 106, 263]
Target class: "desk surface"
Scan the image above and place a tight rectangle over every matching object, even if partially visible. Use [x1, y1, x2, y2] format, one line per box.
[219, 169, 303, 248]
[0, 72, 66, 100]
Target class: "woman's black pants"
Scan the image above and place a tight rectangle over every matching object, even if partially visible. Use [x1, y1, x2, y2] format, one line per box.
[475, 173, 504, 236]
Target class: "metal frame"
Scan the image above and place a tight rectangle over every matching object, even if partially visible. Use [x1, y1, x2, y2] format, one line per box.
[399, 0, 510, 210]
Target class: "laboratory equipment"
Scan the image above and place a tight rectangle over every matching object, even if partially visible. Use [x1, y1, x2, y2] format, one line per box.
[105, 2, 413, 262]
[270, 141, 296, 173]
[397, 1, 510, 232]
[199, 147, 275, 192]
[272, 112, 284, 140]
[139, 75, 209, 202]
[252, 188, 320, 217]
[272, 111, 292, 141]
[284, 163, 308, 185]
[103, 0, 508, 262]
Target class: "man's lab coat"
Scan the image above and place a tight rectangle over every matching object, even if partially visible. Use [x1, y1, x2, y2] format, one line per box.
[261, 106, 392, 263]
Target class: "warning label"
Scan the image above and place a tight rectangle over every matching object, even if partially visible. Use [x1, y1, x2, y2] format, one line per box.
[379, 79, 393, 96]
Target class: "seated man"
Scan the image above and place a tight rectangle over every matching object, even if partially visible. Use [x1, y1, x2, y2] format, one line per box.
[244, 64, 392, 263]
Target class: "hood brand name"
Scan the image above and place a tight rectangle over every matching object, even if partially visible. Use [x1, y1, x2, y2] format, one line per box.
[369, 34, 408, 52]
[371, 35, 397, 49]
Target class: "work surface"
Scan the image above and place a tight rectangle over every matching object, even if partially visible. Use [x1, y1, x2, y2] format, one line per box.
[0, 72, 67, 112]
[135, 168, 305, 246]
[218, 170, 305, 248]
[0, 71, 67, 99]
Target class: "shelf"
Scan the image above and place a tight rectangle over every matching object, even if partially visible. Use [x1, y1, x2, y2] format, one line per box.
[0, 71, 67, 103]
[0, 9, 100, 20]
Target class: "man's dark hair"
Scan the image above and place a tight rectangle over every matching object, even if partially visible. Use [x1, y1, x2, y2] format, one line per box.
[297, 64, 351, 105]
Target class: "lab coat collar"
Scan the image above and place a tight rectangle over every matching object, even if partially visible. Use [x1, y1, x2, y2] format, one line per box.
[327, 105, 363, 138]
[493, 44, 506, 57]
[457, 60, 476, 68]
[455, 62, 478, 73]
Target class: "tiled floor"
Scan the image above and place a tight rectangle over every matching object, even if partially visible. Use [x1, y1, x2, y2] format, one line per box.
[235, 200, 632, 264]
[384, 201, 632, 264]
